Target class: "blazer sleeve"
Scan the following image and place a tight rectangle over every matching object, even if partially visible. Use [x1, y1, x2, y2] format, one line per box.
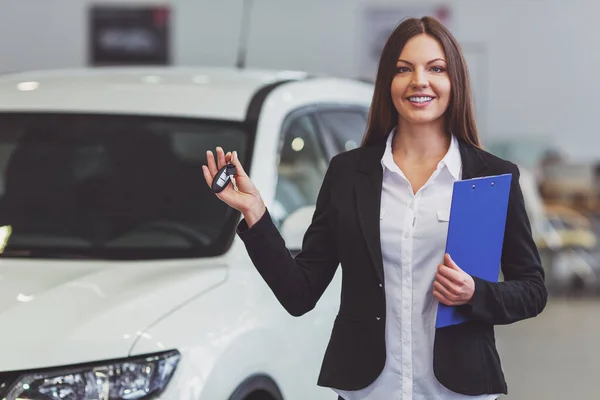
[236, 156, 340, 317]
[459, 164, 548, 325]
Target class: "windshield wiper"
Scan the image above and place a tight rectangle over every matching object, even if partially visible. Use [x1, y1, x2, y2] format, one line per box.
[1, 248, 100, 259]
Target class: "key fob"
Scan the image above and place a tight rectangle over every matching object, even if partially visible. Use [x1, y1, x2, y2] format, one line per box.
[211, 163, 237, 193]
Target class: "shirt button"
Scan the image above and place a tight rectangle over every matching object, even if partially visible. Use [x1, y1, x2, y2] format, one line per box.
[378, 283, 383, 288]
[376, 316, 381, 321]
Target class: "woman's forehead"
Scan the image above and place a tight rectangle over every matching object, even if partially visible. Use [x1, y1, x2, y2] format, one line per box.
[398, 34, 446, 62]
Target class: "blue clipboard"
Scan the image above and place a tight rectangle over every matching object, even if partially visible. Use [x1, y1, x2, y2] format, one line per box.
[435, 173, 512, 328]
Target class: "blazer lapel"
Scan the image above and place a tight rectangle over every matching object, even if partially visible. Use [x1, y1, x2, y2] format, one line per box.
[458, 140, 488, 179]
[354, 141, 386, 283]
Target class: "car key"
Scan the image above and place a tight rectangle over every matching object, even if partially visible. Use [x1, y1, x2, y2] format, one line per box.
[211, 163, 237, 194]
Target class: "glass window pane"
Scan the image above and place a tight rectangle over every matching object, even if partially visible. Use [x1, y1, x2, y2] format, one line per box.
[318, 110, 367, 152]
[273, 114, 327, 225]
[0, 113, 250, 259]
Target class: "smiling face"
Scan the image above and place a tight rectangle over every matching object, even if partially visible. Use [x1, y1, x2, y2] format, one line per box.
[390, 33, 451, 128]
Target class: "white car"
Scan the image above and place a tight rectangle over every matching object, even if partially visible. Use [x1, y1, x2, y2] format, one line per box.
[0, 67, 373, 400]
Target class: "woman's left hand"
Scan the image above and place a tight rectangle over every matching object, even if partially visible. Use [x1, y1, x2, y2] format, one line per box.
[433, 253, 475, 306]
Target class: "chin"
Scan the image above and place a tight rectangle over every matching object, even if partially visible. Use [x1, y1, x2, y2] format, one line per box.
[402, 113, 443, 126]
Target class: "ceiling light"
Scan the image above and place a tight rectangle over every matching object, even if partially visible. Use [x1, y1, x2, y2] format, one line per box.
[141, 75, 162, 84]
[291, 137, 304, 152]
[17, 81, 39, 91]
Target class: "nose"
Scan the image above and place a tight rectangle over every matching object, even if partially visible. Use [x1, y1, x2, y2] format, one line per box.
[411, 69, 429, 88]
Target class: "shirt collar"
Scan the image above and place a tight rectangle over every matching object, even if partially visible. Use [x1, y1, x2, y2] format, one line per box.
[380, 127, 400, 175]
[380, 127, 462, 180]
[442, 134, 462, 180]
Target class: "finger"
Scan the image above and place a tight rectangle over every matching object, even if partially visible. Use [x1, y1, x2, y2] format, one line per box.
[433, 289, 453, 306]
[201, 165, 213, 188]
[433, 280, 455, 300]
[445, 253, 462, 271]
[231, 150, 248, 178]
[225, 151, 232, 164]
[438, 264, 462, 283]
[433, 287, 448, 304]
[216, 147, 226, 169]
[435, 272, 457, 293]
[206, 150, 218, 176]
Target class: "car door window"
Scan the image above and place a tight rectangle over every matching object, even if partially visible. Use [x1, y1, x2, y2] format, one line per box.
[272, 114, 328, 226]
[317, 109, 368, 154]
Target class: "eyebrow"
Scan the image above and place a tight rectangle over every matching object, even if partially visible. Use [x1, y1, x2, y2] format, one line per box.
[397, 58, 447, 65]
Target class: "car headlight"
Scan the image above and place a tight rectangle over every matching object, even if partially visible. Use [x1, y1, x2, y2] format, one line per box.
[2, 350, 180, 400]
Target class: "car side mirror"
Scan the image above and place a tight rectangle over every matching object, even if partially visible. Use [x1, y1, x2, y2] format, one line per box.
[280, 205, 316, 251]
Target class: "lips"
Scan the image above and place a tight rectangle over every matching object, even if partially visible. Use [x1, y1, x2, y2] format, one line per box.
[407, 95, 435, 107]
[407, 95, 435, 103]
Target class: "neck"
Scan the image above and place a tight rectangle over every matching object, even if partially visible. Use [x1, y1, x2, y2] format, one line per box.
[393, 118, 450, 160]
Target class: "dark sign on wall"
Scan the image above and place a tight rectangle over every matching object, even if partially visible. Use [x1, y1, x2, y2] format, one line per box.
[89, 5, 170, 66]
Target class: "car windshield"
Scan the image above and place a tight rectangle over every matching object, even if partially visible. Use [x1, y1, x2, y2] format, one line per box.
[0, 113, 251, 259]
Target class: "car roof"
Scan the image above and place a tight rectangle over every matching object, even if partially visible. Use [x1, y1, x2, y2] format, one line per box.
[0, 66, 315, 121]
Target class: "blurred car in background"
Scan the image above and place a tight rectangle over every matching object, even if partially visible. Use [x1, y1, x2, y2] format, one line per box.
[0, 67, 373, 400]
[519, 167, 600, 296]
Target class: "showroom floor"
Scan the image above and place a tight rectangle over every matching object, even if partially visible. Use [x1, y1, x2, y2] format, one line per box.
[495, 297, 599, 399]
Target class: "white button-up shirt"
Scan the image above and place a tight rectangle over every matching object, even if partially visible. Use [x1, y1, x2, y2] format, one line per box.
[334, 130, 500, 400]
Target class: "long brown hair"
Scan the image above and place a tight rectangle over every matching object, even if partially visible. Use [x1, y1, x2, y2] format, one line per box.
[361, 16, 480, 148]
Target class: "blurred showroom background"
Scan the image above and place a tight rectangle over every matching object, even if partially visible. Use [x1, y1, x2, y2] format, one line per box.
[0, 1, 598, 399]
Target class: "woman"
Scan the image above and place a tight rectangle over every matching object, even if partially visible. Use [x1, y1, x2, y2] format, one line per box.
[202, 16, 547, 400]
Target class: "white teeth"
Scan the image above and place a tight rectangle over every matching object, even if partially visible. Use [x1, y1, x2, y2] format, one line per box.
[409, 96, 433, 103]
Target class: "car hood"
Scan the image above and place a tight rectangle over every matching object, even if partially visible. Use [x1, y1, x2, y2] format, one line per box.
[0, 257, 227, 371]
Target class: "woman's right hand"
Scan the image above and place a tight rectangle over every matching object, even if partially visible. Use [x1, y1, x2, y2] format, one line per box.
[202, 146, 266, 227]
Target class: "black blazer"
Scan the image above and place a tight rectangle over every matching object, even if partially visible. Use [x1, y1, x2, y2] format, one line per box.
[237, 139, 548, 396]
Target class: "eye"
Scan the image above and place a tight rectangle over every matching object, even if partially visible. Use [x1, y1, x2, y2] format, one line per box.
[431, 66, 446, 73]
[396, 66, 410, 74]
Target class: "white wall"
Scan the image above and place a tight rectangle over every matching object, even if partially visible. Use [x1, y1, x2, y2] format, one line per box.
[0, 0, 596, 161]
[0, 0, 86, 72]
